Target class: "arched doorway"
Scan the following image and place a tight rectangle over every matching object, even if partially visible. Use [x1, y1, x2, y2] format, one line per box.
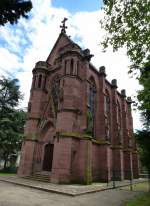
[42, 144, 54, 171]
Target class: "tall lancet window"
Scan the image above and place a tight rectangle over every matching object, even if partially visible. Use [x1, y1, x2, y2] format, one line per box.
[51, 76, 60, 116]
[87, 77, 96, 137]
[38, 74, 42, 88]
[32, 75, 36, 88]
[105, 90, 111, 141]
[117, 100, 121, 125]
[70, 59, 74, 75]
[117, 100, 122, 144]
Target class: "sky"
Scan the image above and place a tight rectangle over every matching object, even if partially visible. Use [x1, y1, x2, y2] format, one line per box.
[0, 0, 142, 130]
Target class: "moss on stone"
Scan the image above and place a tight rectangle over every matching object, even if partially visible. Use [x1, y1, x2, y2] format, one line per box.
[132, 150, 138, 154]
[85, 141, 92, 185]
[92, 139, 111, 145]
[85, 167, 92, 185]
[59, 132, 112, 146]
[60, 131, 92, 140]
[111, 145, 123, 149]
[123, 148, 133, 152]
[25, 133, 38, 140]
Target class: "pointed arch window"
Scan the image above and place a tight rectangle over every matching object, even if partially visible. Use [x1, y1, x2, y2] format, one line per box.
[32, 75, 36, 88]
[117, 100, 121, 125]
[105, 91, 110, 115]
[51, 76, 60, 116]
[117, 100, 122, 144]
[87, 77, 96, 137]
[38, 74, 42, 88]
[77, 61, 79, 76]
[43, 76, 46, 90]
[64, 60, 67, 74]
[70, 59, 74, 75]
[105, 90, 111, 140]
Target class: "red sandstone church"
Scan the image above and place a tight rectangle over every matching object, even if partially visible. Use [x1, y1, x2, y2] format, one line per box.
[18, 19, 139, 184]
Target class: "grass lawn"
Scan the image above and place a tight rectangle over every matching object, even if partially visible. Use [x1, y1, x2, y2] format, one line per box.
[125, 193, 150, 206]
[0, 172, 16, 176]
[121, 182, 150, 192]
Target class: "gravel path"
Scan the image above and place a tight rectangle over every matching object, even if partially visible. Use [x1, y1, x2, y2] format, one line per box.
[0, 182, 142, 206]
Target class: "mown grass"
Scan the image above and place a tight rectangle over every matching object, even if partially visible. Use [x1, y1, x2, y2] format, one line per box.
[125, 193, 150, 206]
[121, 182, 150, 192]
[0, 173, 16, 176]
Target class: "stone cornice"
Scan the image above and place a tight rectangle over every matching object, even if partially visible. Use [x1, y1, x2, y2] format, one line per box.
[59, 132, 111, 145]
[92, 139, 111, 145]
[111, 145, 123, 149]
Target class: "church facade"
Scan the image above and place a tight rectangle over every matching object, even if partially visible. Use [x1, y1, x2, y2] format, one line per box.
[18, 20, 139, 184]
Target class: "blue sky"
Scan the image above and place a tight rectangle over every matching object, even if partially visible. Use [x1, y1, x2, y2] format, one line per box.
[52, 0, 103, 13]
[0, 0, 141, 129]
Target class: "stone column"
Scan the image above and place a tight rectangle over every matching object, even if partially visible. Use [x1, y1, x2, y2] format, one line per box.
[132, 151, 139, 178]
[18, 140, 37, 177]
[112, 147, 124, 180]
[50, 137, 72, 183]
[123, 150, 133, 179]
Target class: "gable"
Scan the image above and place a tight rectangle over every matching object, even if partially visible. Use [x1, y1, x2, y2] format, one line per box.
[46, 32, 74, 65]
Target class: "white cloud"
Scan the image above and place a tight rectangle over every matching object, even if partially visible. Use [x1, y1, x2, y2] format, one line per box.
[0, 48, 21, 76]
[0, 1, 142, 129]
[16, 71, 32, 109]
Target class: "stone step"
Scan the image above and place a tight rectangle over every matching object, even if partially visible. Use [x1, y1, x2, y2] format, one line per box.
[24, 173, 50, 182]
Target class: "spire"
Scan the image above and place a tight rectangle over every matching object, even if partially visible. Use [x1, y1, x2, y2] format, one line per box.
[60, 17, 68, 33]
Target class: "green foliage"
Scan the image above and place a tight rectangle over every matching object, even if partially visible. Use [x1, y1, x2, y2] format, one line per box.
[135, 130, 150, 172]
[101, 0, 150, 72]
[0, 77, 22, 111]
[0, 166, 17, 173]
[0, 0, 32, 26]
[101, 1, 150, 174]
[125, 193, 150, 206]
[0, 172, 16, 175]
[122, 182, 150, 192]
[0, 76, 26, 169]
[137, 67, 150, 129]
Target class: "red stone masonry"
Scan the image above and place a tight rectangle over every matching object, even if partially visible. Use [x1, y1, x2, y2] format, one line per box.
[18, 29, 139, 184]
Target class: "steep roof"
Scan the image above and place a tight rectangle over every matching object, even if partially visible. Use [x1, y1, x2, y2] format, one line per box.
[46, 32, 76, 65]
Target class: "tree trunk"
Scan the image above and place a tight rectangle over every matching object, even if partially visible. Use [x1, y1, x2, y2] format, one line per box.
[3, 153, 8, 170]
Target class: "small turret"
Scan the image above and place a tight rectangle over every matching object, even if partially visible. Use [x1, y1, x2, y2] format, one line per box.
[32, 61, 49, 90]
[121, 89, 126, 97]
[111, 79, 118, 88]
[99, 66, 106, 77]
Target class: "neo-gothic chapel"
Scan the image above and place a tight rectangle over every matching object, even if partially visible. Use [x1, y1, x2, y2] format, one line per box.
[18, 19, 139, 184]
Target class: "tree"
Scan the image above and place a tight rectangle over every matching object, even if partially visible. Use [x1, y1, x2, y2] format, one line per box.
[0, 76, 26, 170]
[135, 130, 150, 172]
[0, 77, 22, 112]
[101, 0, 150, 174]
[101, 0, 150, 72]
[0, 0, 32, 26]
[135, 130, 150, 191]
[137, 66, 150, 129]
[0, 109, 26, 169]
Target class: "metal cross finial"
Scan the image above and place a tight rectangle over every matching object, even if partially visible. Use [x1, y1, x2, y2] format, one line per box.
[60, 17, 68, 33]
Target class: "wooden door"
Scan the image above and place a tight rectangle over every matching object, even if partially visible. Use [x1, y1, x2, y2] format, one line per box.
[42, 144, 54, 171]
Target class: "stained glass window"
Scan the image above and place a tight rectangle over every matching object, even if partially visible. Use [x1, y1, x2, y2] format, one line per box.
[117, 100, 122, 144]
[87, 77, 96, 137]
[51, 76, 60, 116]
[105, 90, 111, 140]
